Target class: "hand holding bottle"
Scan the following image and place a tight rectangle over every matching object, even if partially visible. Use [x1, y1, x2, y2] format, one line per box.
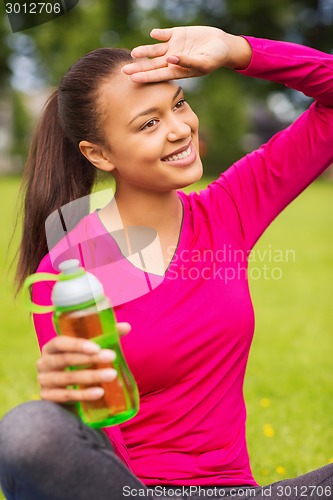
[24, 259, 139, 427]
[37, 322, 131, 404]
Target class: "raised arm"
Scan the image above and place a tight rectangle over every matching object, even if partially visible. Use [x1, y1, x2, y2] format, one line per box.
[238, 36, 333, 107]
[207, 36, 333, 250]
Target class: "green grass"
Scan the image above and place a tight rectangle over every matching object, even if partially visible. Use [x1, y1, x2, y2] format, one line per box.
[244, 180, 333, 485]
[0, 177, 40, 409]
[0, 176, 332, 496]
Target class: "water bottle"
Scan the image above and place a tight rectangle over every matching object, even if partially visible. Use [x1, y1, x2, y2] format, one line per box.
[23, 259, 139, 428]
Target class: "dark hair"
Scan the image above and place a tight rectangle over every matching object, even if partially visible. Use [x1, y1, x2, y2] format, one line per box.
[15, 47, 132, 292]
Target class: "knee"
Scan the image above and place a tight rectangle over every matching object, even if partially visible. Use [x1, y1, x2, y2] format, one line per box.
[0, 400, 76, 472]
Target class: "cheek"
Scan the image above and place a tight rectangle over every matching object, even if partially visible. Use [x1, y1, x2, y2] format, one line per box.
[114, 137, 163, 166]
[187, 109, 199, 132]
[135, 132, 166, 161]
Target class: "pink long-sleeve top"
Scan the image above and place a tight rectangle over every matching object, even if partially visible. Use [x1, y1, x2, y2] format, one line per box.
[32, 37, 333, 487]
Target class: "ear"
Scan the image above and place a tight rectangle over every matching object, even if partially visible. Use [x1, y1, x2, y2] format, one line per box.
[79, 141, 115, 172]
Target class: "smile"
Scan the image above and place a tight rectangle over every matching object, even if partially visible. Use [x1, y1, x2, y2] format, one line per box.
[163, 146, 191, 162]
[161, 142, 197, 167]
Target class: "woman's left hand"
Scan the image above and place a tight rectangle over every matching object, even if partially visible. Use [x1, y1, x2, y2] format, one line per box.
[122, 26, 252, 83]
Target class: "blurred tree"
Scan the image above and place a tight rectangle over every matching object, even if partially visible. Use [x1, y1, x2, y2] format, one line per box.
[110, 0, 133, 35]
[0, 9, 28, 173]
[291, 0, 333, 52]
[22, 0, 145, 85]
[187, 72, 248, 173]
[0, 9, 12, 86]
[11, 90, 32, 161]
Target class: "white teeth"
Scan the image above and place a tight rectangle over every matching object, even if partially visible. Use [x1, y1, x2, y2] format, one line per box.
[164, 146, 191, 162]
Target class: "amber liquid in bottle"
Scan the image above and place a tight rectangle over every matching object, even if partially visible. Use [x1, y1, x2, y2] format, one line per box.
[55, 304, 139, 428]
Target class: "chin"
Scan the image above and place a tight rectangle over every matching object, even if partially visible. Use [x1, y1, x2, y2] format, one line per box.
[177, 162, 204, 190]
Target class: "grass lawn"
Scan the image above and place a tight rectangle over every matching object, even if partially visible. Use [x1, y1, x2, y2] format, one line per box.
[0, 175, 332, 495]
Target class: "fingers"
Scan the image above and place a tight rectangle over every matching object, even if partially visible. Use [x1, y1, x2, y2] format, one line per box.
[38, 367, 117, 389]
[40, 386, 105, 403]
[38, 349, 117, 403]
[42, 322, 131, 356]
[122, 56, 168, 76]
[167, 54, 212, 74]
[130, 41, 168, 60]
[167, 54, 195, 68]
[37, 348, 116, 372]
[150, 28, 173, 41]
[129, 28, 173, 58]
[38, 322, 131, 404]
[42, 335, 100, 356]
[122, 54, 205, 83]
[125, 63, 188, 83]
[126, 68, 176, 84]
[39, 359, 117, 403]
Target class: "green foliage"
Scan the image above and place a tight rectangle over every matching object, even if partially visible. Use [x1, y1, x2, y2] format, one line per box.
[10, 90, 32, 160]
[25, 0, 145, 84]
[0, 10, 12, 86]
[190, 71, 248, 172]
[28, 2, 114, 84]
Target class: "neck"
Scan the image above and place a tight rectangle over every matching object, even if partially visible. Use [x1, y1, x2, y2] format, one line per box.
[113, 186, 182, 233]
[98, 185, 184, 274]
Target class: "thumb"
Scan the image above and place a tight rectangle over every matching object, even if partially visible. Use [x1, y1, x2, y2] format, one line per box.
[117, 322, 132, 337]
[167, 53, 208, 72]
[150, 28, 173, 41]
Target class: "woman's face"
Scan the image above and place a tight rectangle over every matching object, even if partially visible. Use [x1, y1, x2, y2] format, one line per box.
[97, 71, 203, 193]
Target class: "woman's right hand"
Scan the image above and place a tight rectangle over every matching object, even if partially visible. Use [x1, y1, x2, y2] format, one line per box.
[37, 322, 131, 403]
[122, 26, 252, 83]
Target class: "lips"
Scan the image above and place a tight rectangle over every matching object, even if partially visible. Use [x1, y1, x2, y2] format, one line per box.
[161, 142, 191, 162]
[161, 141, 197, 167]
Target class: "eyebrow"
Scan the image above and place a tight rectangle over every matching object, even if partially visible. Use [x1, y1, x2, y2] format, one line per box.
[128, 86, 183, 126]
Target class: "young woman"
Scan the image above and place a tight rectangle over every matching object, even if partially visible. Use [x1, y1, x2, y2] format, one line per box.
[0, 26, 332, 500]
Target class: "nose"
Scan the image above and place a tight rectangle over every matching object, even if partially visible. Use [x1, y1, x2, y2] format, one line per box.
[167, 115, 192, 142]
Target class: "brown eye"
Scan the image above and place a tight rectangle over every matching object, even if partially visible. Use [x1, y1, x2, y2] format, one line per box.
[141, 119, 158, 130]
[174, 99, 186, 109]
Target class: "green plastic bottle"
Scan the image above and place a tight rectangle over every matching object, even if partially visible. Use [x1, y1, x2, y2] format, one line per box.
[24, 259, 139, 428]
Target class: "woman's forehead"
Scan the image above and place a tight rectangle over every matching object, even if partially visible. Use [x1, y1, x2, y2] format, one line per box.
[100, 73, 180, 118]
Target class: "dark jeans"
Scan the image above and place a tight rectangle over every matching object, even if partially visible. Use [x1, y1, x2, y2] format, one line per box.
[0, 401, 332, 500]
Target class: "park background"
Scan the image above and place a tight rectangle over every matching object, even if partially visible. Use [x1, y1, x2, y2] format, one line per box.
[0, 0, 332, 494]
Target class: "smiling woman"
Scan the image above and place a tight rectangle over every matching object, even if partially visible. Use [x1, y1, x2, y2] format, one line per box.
[1, 25, 333, 500]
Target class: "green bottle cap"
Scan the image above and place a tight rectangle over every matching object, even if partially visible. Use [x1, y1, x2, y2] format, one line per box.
[23, 259, 105, 314]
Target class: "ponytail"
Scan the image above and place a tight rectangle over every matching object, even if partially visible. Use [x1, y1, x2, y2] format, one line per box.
[14, 47, 132, 293]
[15, 90, 96, 292]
